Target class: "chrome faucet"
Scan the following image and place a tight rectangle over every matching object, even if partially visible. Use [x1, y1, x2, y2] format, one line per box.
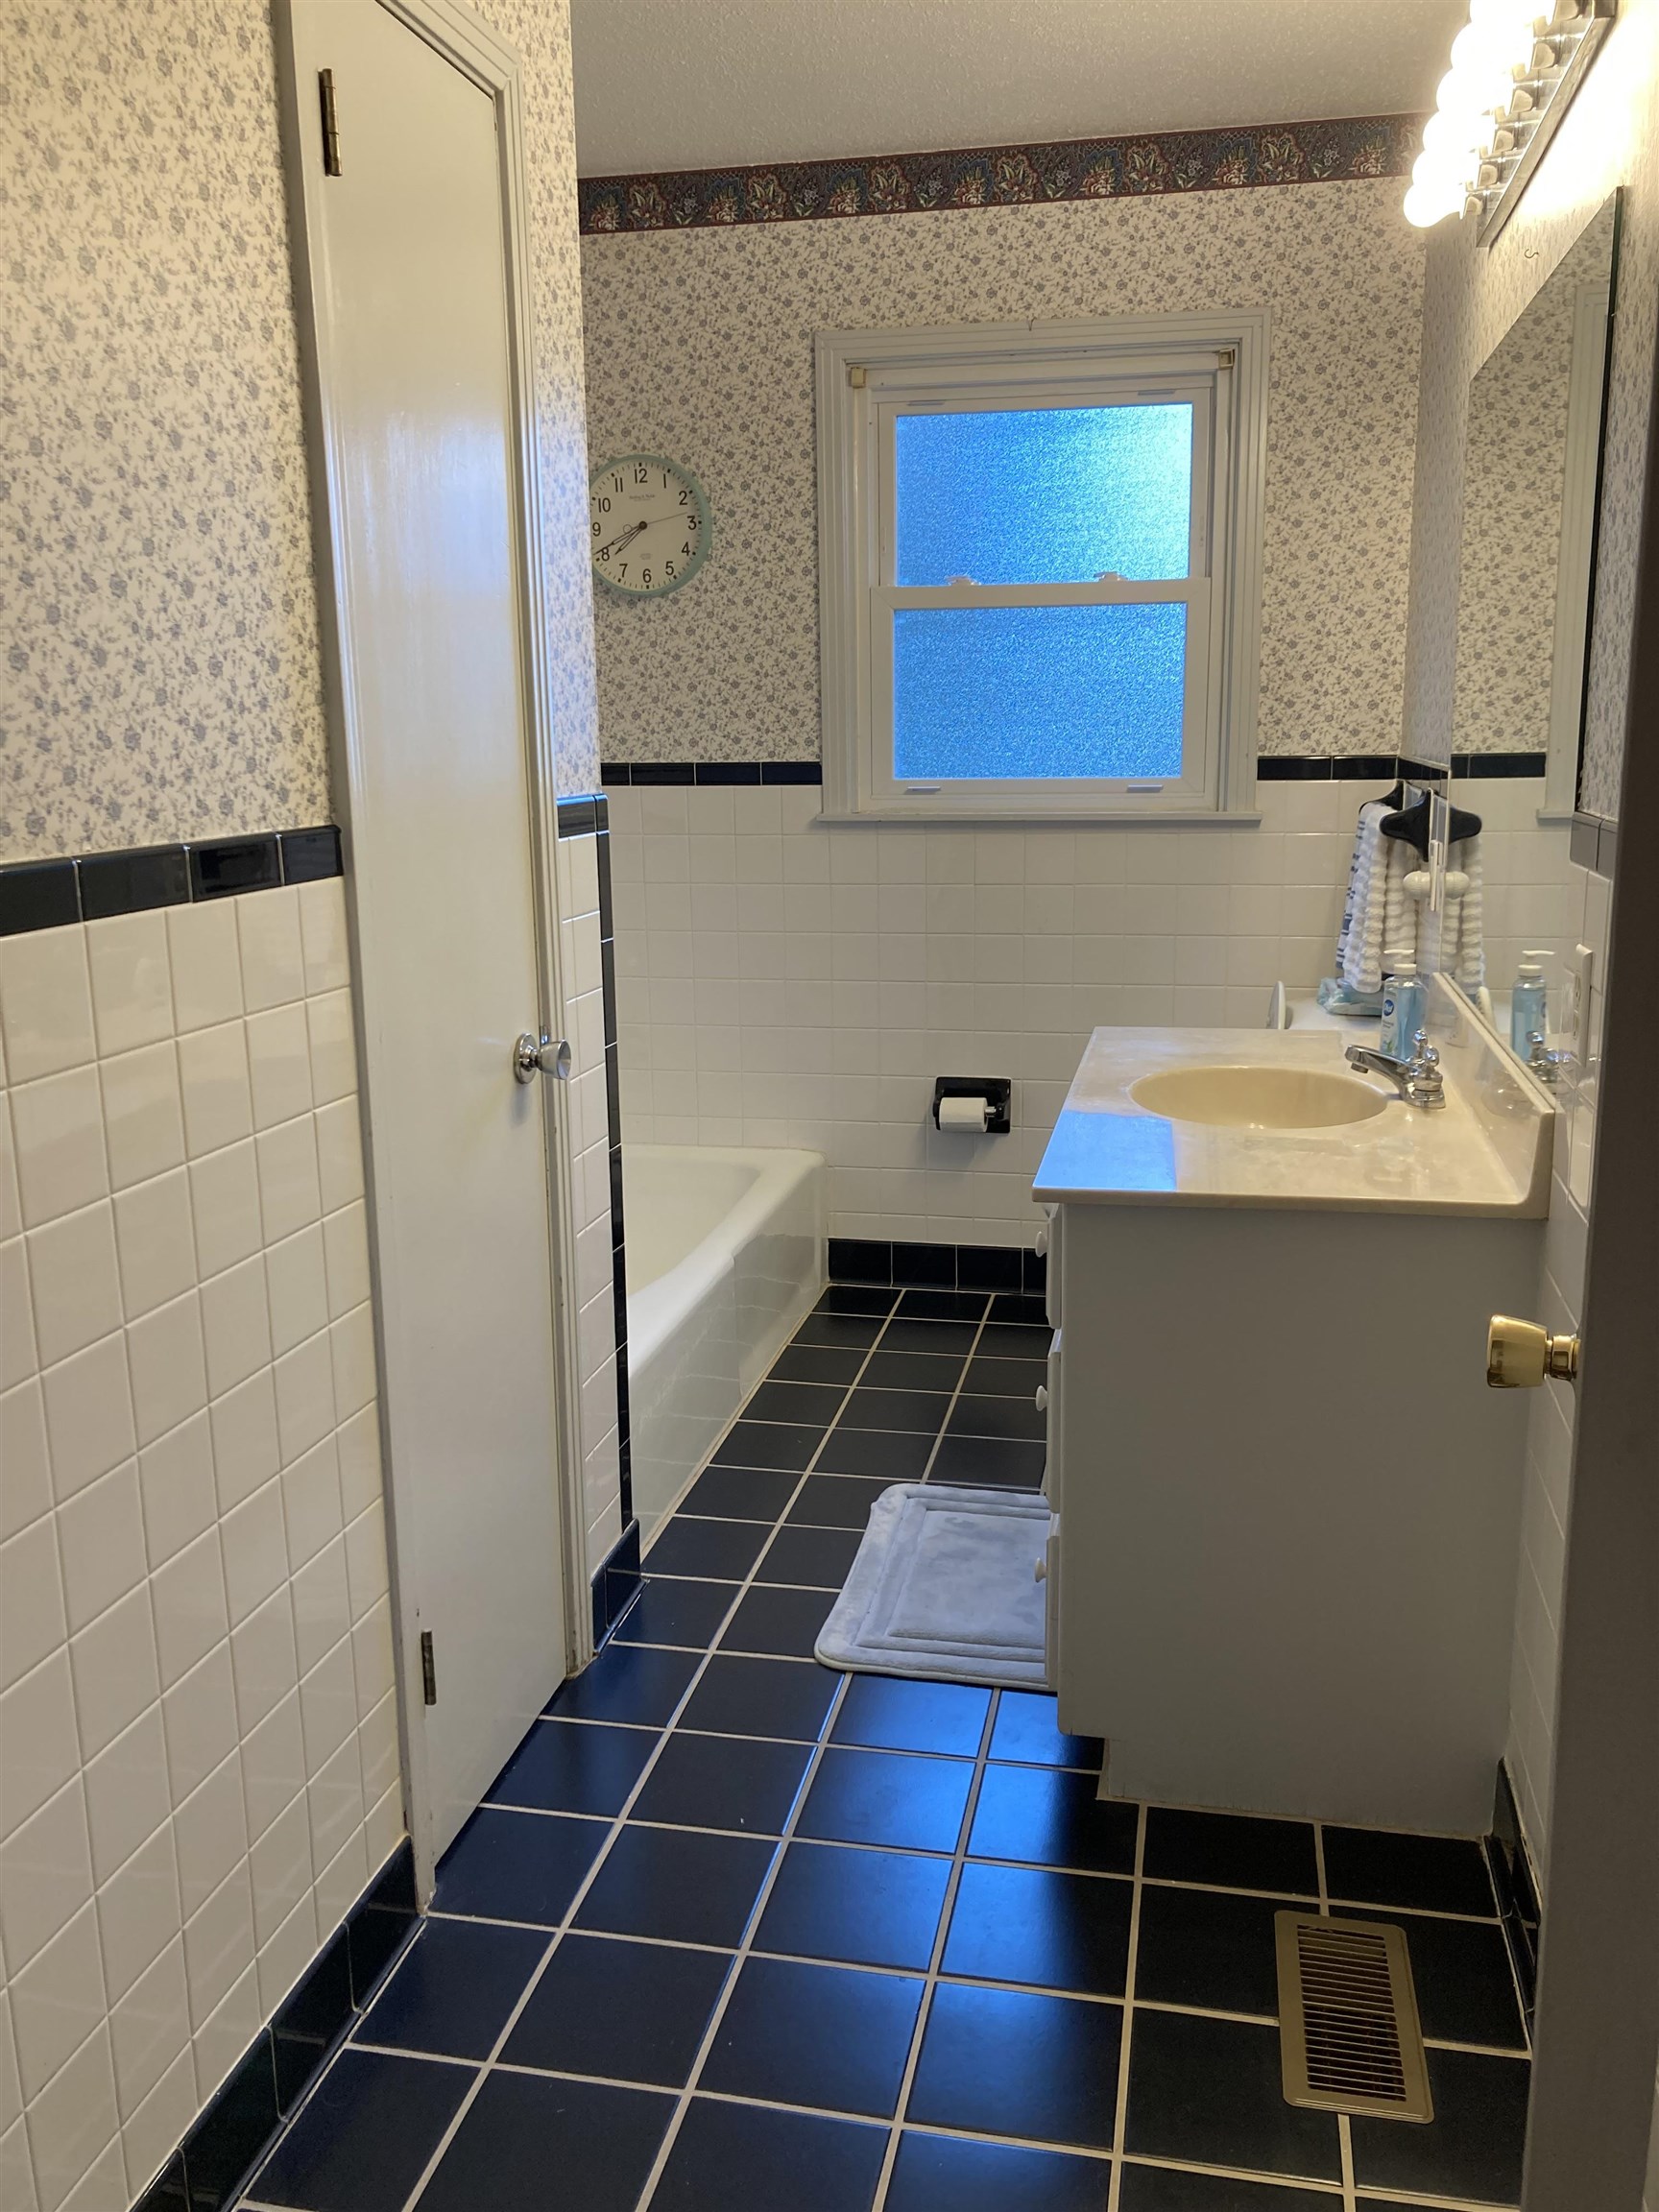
[1345, 1029, 1447, 1111]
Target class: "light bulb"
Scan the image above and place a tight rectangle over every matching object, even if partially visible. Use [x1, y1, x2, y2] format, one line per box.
[1404, 179, 1462, 228]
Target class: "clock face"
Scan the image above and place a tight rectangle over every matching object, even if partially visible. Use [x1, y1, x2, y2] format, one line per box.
[589, 454, 711, 598]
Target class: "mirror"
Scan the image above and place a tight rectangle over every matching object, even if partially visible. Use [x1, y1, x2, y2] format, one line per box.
[1438, 192, 1619, 1052]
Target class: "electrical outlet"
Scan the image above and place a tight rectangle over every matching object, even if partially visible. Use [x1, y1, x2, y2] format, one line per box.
[1565, 942, 1594, 1046]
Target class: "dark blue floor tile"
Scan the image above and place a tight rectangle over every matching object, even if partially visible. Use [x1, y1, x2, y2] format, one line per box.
[632, 1730, 812, 1836]
[488, 1719, 657, 1815]
[886, 2131, 1111, 2210]
[942, 1862, 1132, 1997]
[836, 1387, 949, 1436]
[989, 1293, 1050, 1327]
[434, 1808, 608, 1926]
[712, 1420, 825, 1473]
[678, 1653, 839, 1741]
[786, 1473, 893, 1529]
[989, 1692, 1102, 1771]
[862, 1349, 965, 1393]
[1133, 1884, 1301, 2017]
[969, 1766, 1138, 1874]
[947, 1394, 1046, 1443]
[769, 1341, 868, 1385]
[832, 1675, 990, 1757]
[929, 1433, 1047, 1487]
[545, 1643, 699, 1726]
[645, 1515, 774, 1580]
[650, 2097, 888, 2211]
[574, 1824, 775, 1946]
[757, 1524, 864, 1588]
[1347, 1907, 1527, 2051]
[355, 1918, 544, 2059]
[615, 1577, 737, 1647]
[815, 1285, 896, 1317]
[816, 1427, 933, 1479]
[702, 1956, 924, 2117]
[796, 1746, 974, 1854]
[756, 1840, 950, 1970]
[794, 1310, 888, 1349]
[1124, 2008, 1342, 2182]
[502, 1934, 733, 2087]
[961, 1354, 1046, 1398]
[717, 1583, 834, 1658]
[748, 1378, 848, 1427]
[1118, 2169, 1335, 2209]
[907, 1982, 1122, 2151]
[977, 1322, 1053, 1358]
[251, 2048, 471, 2211]
[1142, 1806, 1318, 1897]
[896, 1289, 987, 1322]
[417, 2069, 674, 2212]
[1350, 2047, 1529, 2203]
[681, 1464, 802, 1522]
[878, 1317, 980, 1356]
[1322, 1826, 1498, 1918]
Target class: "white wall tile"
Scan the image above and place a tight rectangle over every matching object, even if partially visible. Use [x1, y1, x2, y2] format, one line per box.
[26, 1204, 123, 1368]
[219, 1480, 289, 1628]
[94, 1823, 180, 2004]
[9, 1070, 108, 1231]
[176, 1023, 253, 1160]
[238, 1692, 306, 1844]
[245, 1005, 312, 1133]
[290, 1539, 351, 1680]
[158, 1645, 237, 1807]
[118, 2034, 194, 2195]
[112, 1169, 197, 1320]
[85, 914, 173, 1061]
[172, 1753, 248, 1926]
[12, 1902, 108, 2101]
[165, 906, 242, 1036]
[254, 1118, 321, 1246]
[320, 1203, 370, 1320]
[273, 1334, 335, 1470]
[0, 1382, 51, 1543]
[236, 890, 304, 1016]
[39, 1334, 134, 1503]
[207, 1372, 281, 1515]
[248, 1793, 312, 1950]
[135, 1415, 217, 1573]
[0, 1518, 67, 1695]
[0, 1238, 37, 1390]
[265, 1227, 327, 1359]
[199, 1258, 271, 1401]
[55, 1462, 146, 1635]
[19, 2020, 119, 2212]
[313, 1099, 364, 1214]
[0, 2120, 36, 2212]
[181, 1862, 254, 2032]
[81, 1712, 170, 1891]
[188, 1139, 263, 1282]
[68, 1592, 158, 1766]
[281, 1438, 341, 1574]
[190, 1960, 258, 2110]
[0, 1781, 93, 1975]
[148, 1530, 229, 1692]
[297, 881, 349, 998]
[0, 929, 96, 1086]
[124, 1294, 207, 1450]
[229, 1588, 299, 1738]
[100, 1045, 184, 1195]
[305, 993, 356, 1105]
[0, 1652, 83, 1840]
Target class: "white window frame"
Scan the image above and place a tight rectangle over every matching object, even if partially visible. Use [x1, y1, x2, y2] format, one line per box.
[815, 312, 1269, 823]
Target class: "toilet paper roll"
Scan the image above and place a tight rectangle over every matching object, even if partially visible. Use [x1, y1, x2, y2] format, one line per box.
[938, 1094, 990, 1132]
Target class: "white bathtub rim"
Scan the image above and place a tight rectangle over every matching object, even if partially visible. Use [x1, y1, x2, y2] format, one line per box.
[626, 1143, 823, 1377]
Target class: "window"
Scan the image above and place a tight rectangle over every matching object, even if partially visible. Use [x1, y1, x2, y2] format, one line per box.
[815, 314, 1267, 820]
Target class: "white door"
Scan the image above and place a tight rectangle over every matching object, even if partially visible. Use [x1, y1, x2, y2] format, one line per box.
[281, 0, 568, 1864]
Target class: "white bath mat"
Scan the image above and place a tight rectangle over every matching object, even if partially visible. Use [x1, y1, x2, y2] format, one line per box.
[814, 1483, 1051, 1689]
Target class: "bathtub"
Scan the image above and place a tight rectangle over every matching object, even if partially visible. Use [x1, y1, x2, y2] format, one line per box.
[624, 1144, 825, 1548]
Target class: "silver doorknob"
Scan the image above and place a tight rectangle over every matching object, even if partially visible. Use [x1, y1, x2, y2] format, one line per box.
[513, 1033, 572, 1085]
[1487, 1314, 1579, 1389]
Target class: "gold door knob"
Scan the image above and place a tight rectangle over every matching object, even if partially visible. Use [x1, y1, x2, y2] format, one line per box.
[1487, 1314, 1579, 1389]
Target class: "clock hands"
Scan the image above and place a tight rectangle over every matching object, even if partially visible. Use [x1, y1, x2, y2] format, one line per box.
[594, 519, 649, 559]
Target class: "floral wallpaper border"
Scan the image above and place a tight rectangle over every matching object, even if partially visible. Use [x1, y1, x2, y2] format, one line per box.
[578, 113, 1420, 233]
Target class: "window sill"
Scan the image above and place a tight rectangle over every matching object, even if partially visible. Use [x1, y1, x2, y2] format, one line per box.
[813, 807, 1266, 829]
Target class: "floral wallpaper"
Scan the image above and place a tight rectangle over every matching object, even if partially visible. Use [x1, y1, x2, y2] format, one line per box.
[0, 0, 599, 862]
[579, 115, 1418, 233]
[581, 178, 1427, 762]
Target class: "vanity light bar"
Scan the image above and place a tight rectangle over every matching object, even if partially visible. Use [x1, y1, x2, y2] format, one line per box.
[1404, 0, 1615, 241]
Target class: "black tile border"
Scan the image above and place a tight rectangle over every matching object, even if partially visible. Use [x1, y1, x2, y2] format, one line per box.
[1570, 810, 1617, 878]
[131, 1839, 418, 2212]
[601, 760, 823, 787]
[1452, 752, 1551, 781]
[555, 792, 610, 839]
[829, 1236, 1046, 1299]
[578, 114, 1420, 234]
[0, 826, 343, 938]
[1486, 1763, 1541, 2032]
[591, 1515, 644, 1647]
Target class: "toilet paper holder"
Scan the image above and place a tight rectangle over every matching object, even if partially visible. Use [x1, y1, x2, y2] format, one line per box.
[931, 1077, 1012, 1134]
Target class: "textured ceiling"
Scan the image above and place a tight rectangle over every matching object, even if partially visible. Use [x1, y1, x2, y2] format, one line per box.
[569, 0, 1460, 177]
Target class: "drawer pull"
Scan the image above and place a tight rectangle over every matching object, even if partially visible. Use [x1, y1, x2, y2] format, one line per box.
[1035, 1384, 1048, 1411]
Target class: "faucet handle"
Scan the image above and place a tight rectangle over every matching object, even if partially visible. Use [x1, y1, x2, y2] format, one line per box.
[1409, 1029, 1439, 1070]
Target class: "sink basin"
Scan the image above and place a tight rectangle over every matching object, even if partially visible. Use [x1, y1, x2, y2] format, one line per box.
[1129, 1064, 1391, 1130]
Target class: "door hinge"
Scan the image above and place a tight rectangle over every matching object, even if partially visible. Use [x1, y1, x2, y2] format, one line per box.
[420, 1630, 437, 1705]
[318, 69, 342, 176]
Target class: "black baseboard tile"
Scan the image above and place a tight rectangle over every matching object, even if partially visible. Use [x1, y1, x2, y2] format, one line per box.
[1451, 751, 1549, 781]
[1486, 1763, 1541, 2030]
[591, 1518, 644, 1647]
[555, 793, 610, 838]
[0, 826, 344, 937]
[599, 759, 824, 787]
[130, 1838, 418, 2212]
[828, 1237, 1046, 1298]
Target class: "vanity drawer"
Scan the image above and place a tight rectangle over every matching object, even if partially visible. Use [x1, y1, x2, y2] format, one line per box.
[1042, 1207, 1061, 1328]
[1043, 1511, 1061, 1690]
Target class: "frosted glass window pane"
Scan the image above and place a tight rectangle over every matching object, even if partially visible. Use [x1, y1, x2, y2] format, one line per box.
[895, 404, 1192, 585]
[892, 604, 1187, 781]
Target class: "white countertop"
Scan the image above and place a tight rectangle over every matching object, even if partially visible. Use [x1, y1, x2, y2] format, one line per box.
[1032, 1020, 1553, 1215]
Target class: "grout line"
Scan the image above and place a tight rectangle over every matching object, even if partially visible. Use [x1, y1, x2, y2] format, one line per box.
[869, 1684, 1003, 2210]
[1105, 1797, 1147, 2212]
[627, 1670, 857, 2205]
[917, 1299, 994, 1483]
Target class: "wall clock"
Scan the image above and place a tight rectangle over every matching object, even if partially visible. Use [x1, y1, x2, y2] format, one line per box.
[589, 453, 711, 598]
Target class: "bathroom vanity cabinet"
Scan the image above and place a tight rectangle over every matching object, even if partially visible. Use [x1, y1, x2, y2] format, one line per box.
[1035, 1017, 1553, 1835]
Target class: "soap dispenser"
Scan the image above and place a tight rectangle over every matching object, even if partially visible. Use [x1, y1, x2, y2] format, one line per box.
[1510, 950, 1552, 1060]
[1379, 949, 1426, 1062]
